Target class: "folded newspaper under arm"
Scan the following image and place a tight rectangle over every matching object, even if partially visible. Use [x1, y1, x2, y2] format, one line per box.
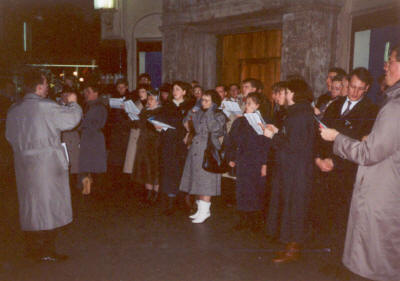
[148, 119, 175, 131]
[61, 142, 69, 163]
[244, 112, 265, 135]
[220, 101, 242, 117]
[109, 98, 125, 109]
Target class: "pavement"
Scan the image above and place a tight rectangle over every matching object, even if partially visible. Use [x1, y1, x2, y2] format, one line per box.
[0, 177, 369, 281]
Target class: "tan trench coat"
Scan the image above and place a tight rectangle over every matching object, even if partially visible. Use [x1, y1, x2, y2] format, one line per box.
[6, 94, 82, 231]
[333, 81, 400, 281]
[123, 101, 144, 174]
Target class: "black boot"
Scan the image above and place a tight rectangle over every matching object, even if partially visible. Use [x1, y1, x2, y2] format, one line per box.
[163, 196, 176, 216]
[232, 211, 250, 231]
[249, 211, 265, 233]
[145, 189, 153, 202]
[150, 190, 159, 205]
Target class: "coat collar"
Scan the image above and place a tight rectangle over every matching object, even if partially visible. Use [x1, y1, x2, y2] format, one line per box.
[337, 96, 369, 118]
[24, 93, 43, 100]
[384, 80, 400, 99]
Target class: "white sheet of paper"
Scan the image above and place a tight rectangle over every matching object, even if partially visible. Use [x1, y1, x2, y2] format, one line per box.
[244, 112, 264, 135]
[128, 113, 140, 121]
[148, 119, 175, 131]
[109, 98, 125, 109]
[61, 142, 69, 163]
[124, 100, 141, 115]
[221, 100, 242, 116]
[255, 110, 266, 125]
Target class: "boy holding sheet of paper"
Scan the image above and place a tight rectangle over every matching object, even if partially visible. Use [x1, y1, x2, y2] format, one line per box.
[224, 92, 271, 232]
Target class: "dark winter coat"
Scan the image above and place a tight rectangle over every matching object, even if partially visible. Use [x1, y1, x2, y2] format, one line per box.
[132, 106, 163, 185]
[157, 99, 194, 195]
[266, 102, 315, 243]
[79, 99, 108, 173]
[106, 99, 131, 167]
[225, 117, 271, 211]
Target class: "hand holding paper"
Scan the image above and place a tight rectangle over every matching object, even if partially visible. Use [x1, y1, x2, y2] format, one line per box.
[221, 101, 242, 117]
[148, 119, 175, 131]
[244, 112, 264, 135]
[109, 98, 125, 109]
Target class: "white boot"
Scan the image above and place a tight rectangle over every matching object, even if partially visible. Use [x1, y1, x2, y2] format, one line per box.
[192, 200, 211, 224]
[189, 200, 200, 219]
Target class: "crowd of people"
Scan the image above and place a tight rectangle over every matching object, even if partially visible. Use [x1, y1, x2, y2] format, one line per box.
[2, 45, 400, 281]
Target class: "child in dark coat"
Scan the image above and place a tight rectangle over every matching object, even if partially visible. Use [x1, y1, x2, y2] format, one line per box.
[224, 92, 271, 232]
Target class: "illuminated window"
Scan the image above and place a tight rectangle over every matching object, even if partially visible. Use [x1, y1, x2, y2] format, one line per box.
[94, 0, 116, 9]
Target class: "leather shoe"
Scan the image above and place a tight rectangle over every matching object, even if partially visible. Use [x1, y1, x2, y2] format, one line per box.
[272, 242, 300, 264]
[37, 252, 69, 263]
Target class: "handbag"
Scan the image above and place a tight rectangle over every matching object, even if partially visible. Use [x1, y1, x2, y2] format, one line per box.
[202, 132, 229, 174]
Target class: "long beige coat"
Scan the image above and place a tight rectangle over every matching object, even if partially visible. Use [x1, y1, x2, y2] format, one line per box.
[123, 101, 144, 174]
[333, 81, 400, 281]
[6, 94, 82, 231]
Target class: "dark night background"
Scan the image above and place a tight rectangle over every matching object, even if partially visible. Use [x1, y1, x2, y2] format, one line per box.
[0, 0, 101, 75]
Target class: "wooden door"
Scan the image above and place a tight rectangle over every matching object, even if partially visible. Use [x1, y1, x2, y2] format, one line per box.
[220, 30, 282, 101]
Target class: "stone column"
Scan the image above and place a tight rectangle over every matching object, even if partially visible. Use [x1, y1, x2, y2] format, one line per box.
[281, 6, 340, 97]
[161, 24, 217, 89]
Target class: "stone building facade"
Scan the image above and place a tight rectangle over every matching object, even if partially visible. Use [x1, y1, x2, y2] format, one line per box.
[100, 0, 399, 96]
[161, 0, 344, 96]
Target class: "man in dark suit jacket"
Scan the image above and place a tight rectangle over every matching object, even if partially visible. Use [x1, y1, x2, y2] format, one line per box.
[314, 67, 347, 119]
[313, 67, 379, 269]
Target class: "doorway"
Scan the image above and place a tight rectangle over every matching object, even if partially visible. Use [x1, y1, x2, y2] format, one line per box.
[136, 41, 162, 89]
[219, 30, 282, 100]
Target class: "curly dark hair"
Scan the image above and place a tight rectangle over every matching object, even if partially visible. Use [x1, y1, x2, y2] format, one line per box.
[203, 89, 222, 106]
[287, 79, 313, 103]
[246, 92, 263, 105]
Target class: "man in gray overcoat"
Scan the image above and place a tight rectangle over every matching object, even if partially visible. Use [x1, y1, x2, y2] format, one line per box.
[6, 70, 82, 262]
[321, 45, 400, 281]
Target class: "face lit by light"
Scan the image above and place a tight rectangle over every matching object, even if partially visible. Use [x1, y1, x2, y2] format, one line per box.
[241, 82, 256, 97]
[326, 71, 337, 91]
[341, 78, 349, 97]
[172, 85, 186, 102]
[385, 51, 400, 87]
[37, 76, 49, 97]
[138, 89, 148, 100]
[117, 83, 128, 96]
[147, 95, 158, 108]
[229, 85, 240, 99]
[215, 86, 227, 100]
[331, 81, 343, 98]
[84, 87, 98, 101]
[348, 75, 369, 101]
[245, 97, 260, 113]
[193, 87, 202, 100]
[201, 94, 212, 110]
[276, 89, 286, 106]
[160, 91, 169, 101]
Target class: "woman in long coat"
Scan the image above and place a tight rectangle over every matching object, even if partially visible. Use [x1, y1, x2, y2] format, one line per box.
[79, 85, 108, 195]
[123, 85, 148, 175]
[224, 92, 271, 231]
[156, 81, 194, 215]
[132, 92, 162, 203]
[106, 80, 132, 187]
[320, 72, 400, 280]
[180, 90, 226, 223]
[264, 79, 315, 263]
